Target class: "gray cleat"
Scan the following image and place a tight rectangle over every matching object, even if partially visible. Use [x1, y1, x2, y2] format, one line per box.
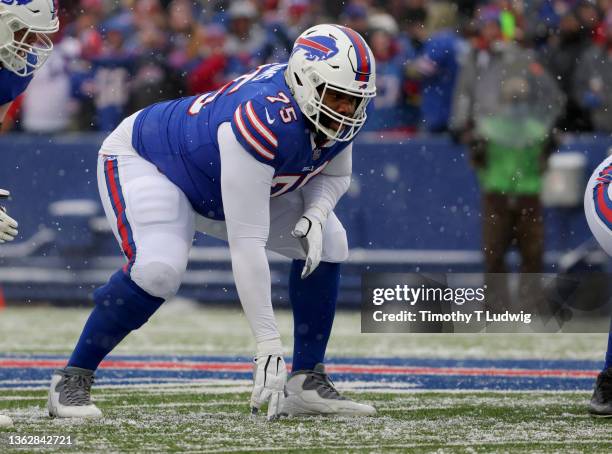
[281, 363, 376, 416]
[589, 367, 612, 418]
[48, 367, 102, 418]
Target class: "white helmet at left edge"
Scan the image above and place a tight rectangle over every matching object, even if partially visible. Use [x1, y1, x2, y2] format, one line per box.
[0, 0, 59, 77]
[285, 24, 376, 142]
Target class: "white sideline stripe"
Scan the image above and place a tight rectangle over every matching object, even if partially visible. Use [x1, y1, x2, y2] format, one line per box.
[0, 228, 55, 258]
[0, 249, 567, 283]
[188, 247, 562, 265]
[0, 268, 242, 284]
[187, 247, 486, 264]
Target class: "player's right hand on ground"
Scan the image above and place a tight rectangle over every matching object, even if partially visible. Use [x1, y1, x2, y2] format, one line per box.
[0, 189, 18, 243]
[250, 354, 287, 420]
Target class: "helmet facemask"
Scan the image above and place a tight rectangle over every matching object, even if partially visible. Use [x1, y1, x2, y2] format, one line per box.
[303, 71, 374, 142]
[0, 13, 56, 77]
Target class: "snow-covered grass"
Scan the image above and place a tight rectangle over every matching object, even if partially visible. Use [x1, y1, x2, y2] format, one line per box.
[0, 300, 607, 360]
[0, 303, 610, 452]
[0, 389, 610, 453]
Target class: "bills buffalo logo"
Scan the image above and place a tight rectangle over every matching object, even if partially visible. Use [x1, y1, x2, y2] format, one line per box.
[593, 164, 612, 229]
[292, 36, 339, 61]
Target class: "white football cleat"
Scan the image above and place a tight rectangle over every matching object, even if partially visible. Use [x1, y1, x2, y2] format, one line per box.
[0, 414, 13, 427]
[48, 367, 102, 418]
[281, 363, 376, 416]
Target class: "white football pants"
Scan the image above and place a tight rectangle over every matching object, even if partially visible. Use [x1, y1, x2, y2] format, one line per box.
[97, 115, 348, 300]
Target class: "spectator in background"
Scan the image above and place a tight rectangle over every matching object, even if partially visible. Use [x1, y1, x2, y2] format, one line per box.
[450, 7, 564, 285]
[223, 1, 268, 77]
[187, 24, 230, 94]
[574, 11, 612, 134]
[279, 0, 315, 42]
[405, 2, 466, 133]
[540, 9, 592, 131]
[128, 22, 185, 113]
[339, 3, 369, 37]
[131, 0, 167, 34]
[87, 21, 135, 131]
[22, 37, 80, 133]
[364, 14, 416, 132]
[166, 0, 199, 71]
[398, 1, 428, 55]
[64, 10, 103, 131]
[256, 0, 312, 63]
[576, 0, 601, 40]
[397, 5, 427, 124]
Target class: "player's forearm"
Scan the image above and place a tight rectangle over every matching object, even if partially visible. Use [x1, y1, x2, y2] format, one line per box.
[218, 122, 281, 343]
[228, 238, 280, 343]
[301, 174, 351, 225]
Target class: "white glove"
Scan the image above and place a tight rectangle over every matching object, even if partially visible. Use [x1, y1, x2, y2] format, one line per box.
[0, 189, 18, 243]
[250, 353, 287, 420]
[291, 215, 322, 279]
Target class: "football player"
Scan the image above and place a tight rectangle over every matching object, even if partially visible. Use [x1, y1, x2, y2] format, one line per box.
[48, 24, 377, 420]
[0, 0, 58, 428]
[584, 157, 612, 417]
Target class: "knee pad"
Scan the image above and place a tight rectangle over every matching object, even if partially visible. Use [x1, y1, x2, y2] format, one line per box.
[130, 261, 182, 300]
[93, 270, 164, 331]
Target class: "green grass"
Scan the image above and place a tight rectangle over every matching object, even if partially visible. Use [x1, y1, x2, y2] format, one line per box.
[0, 388, 610, 453]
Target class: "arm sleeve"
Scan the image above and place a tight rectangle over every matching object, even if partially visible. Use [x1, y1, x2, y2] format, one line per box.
[301, 144, 352, 225]
[218, 122, 281, 344]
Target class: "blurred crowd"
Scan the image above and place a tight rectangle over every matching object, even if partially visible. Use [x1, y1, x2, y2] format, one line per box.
[4, 0, 612, 136]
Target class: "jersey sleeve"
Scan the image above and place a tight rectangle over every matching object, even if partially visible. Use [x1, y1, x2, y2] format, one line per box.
[0, 70, 33, 105]
[217, 122, 281, 343]
[230, 98, 284, 167]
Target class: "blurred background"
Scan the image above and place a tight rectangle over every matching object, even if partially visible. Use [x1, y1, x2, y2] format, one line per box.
[2, 0, 612, 308]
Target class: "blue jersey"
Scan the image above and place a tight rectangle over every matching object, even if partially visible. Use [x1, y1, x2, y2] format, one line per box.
[131, 63, 352, 220]
[419, 31, 466, 132]
[0, 67, 32, 105]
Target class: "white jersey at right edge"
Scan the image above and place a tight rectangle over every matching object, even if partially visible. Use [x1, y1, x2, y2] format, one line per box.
[585, 155, 612, 255]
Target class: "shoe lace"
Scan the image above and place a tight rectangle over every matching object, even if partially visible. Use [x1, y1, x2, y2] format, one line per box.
[64, 374, 94, 406]
[310, 372, 345, 400]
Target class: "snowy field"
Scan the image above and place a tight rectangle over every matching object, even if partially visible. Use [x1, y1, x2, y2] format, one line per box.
[0, 300, 608, 359]
[0, 301, 610, 452]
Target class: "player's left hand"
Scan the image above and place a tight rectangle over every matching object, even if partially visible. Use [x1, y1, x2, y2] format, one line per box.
[0, 189, 18, 243]
[291, 215, 322, 279]
[250, 354, 287, 420]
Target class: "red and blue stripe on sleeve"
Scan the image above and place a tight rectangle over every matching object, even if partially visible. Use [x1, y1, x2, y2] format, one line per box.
[232, 101, 278, 161]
